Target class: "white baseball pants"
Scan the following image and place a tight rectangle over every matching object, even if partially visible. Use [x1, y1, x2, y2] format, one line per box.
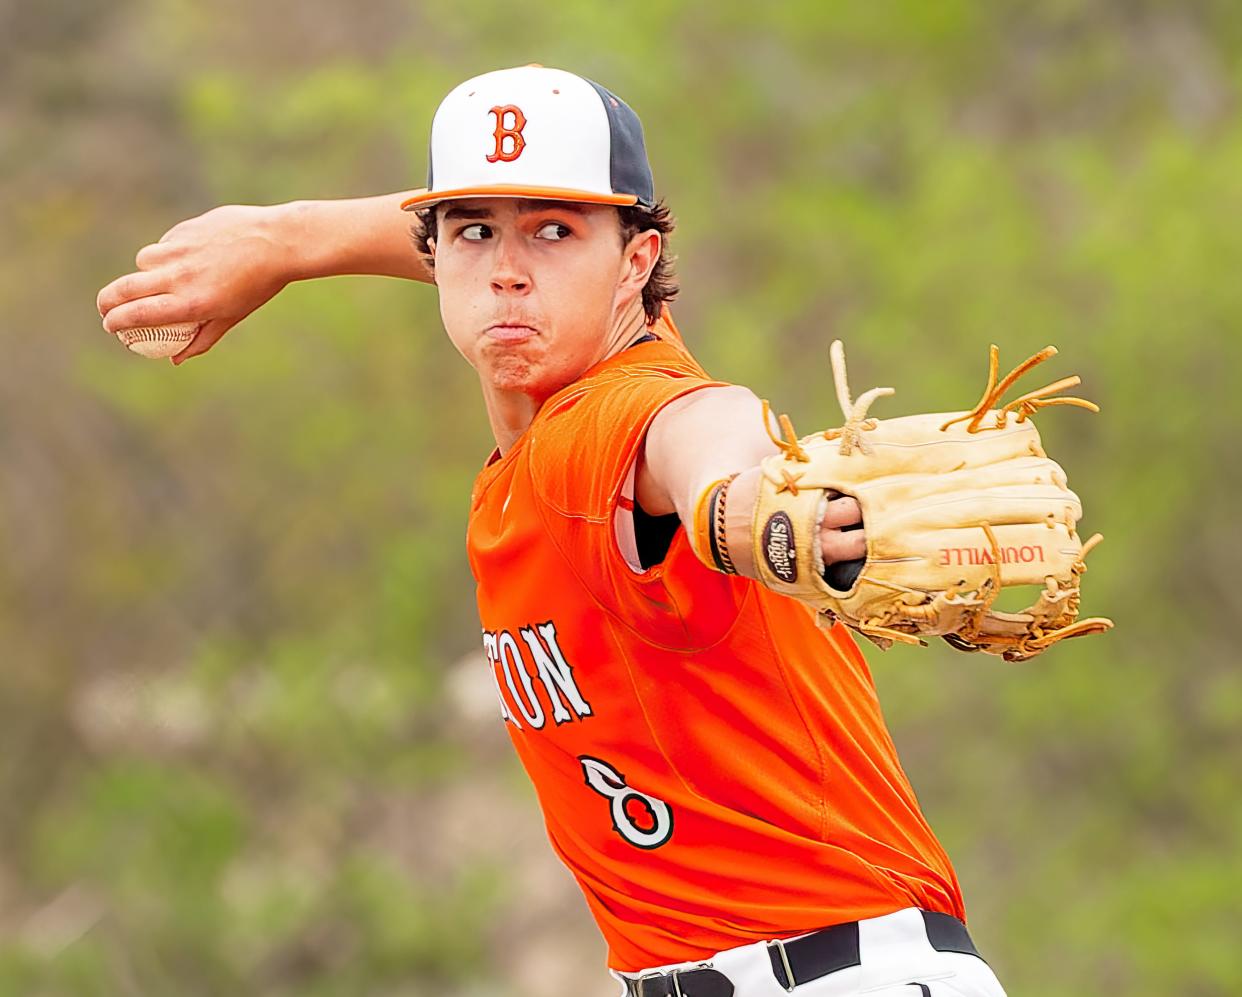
[609, 907, 1008, 997]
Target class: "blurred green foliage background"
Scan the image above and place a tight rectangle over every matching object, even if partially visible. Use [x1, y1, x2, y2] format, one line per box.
[2, 1, 1240, 994]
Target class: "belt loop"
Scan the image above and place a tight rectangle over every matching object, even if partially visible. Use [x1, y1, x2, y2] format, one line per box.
[767, 938, 797, 992]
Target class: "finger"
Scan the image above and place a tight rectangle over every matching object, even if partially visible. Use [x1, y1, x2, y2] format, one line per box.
[101, 293, 188, 334]
[171, 318, 232, 365]
[820, 495, 862, 530]
[97, 270, 169, 319]
[135, 240, 181, 269]
[821, 527, 866, 566]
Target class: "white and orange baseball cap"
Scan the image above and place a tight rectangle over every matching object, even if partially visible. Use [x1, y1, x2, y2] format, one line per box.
[400, 65, 656, 212]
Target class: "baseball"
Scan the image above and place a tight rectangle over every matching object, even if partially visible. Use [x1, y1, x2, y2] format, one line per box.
[115, 322, 201, 359]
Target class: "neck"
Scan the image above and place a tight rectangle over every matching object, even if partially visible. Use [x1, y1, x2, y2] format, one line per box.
[485, 298, 650, 455]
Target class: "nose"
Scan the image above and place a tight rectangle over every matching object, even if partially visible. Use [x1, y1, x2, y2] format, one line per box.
[489, 236, 531, 294]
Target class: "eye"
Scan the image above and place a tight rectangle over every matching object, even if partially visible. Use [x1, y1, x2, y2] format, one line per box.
[535, 222, 572, 241]
[460, 223, 491, 241]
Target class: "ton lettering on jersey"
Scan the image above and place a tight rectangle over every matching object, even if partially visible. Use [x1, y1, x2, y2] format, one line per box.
[481, 620, 593, 730]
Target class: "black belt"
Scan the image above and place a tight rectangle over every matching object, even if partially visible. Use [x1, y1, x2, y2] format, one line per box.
[624, 965, 735, 997]
[766, 910, 982, 990]
[623, 911, 982, 997]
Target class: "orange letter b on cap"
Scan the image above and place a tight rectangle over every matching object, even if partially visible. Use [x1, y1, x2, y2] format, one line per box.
[487, 105, 527, 163]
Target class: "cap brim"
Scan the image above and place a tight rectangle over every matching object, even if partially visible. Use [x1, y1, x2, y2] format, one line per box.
[399, 184, 639, 211]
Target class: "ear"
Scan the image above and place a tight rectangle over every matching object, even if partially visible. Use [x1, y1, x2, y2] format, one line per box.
[425, 236, 438, 283]
[618, 228, 661, 299]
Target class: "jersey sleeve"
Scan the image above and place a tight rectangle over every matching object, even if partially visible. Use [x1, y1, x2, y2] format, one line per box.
[525, 349, 749, 648]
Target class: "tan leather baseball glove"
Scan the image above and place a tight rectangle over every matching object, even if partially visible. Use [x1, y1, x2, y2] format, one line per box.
[752, 341, 1113, 661]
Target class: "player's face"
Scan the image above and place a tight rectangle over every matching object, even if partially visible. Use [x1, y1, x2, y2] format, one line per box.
[429, 197, 647, 400]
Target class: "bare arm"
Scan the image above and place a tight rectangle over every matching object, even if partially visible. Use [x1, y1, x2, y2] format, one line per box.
[97, 190, 432, 363]
[280, 192, 433, 283]
[637, 386, 865, 574]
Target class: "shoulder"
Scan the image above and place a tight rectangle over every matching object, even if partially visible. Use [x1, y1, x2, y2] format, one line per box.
[529, 340, 727, 518]
[539, 339, 717, 428]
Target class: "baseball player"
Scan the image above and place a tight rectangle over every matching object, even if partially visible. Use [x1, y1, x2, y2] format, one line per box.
[98, 65, 1017, 996]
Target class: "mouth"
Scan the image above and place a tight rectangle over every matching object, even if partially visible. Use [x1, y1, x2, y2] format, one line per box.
[485, 322, 539, 344]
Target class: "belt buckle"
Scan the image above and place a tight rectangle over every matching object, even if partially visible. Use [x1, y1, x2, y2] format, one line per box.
[634, 970, 666, 997]
[633, 962, 716, 997]
[766, 938, 797, 992]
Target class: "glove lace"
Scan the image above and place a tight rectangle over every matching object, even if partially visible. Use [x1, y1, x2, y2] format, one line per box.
[822, 340, 895, 455]
[941, 344, 1100, 434]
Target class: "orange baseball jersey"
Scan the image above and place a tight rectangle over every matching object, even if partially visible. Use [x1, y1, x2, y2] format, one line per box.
[466, 312, 964, 973]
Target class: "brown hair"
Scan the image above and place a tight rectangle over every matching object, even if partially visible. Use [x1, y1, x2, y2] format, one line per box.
[409, 200, 679, 326]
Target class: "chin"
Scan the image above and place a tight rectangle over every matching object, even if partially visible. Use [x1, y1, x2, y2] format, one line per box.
[487, 362, 535, 393]
[483, 355, 561, 397]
